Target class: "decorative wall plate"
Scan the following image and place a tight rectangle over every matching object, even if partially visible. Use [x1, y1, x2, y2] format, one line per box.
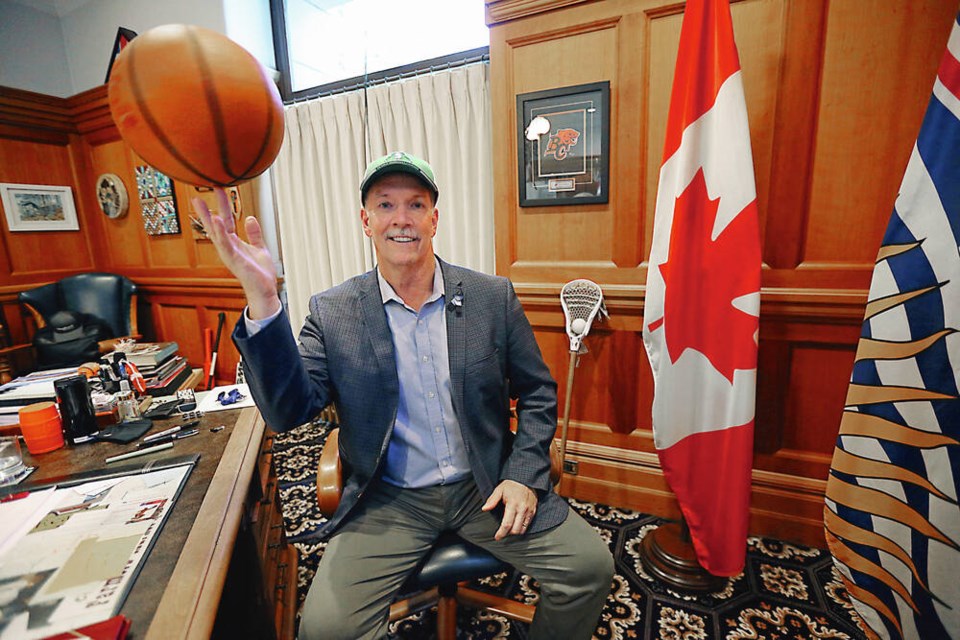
[96, 173, 129, 219]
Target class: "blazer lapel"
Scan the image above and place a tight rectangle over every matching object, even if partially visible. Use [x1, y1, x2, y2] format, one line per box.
[441, 260, 466, 419]
[357, 270, 399, 395]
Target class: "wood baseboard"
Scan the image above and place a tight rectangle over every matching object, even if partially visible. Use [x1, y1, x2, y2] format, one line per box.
[556, 439, 828, 549]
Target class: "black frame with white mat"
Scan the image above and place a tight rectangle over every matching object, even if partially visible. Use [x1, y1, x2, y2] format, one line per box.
[517, 81, 610, 207]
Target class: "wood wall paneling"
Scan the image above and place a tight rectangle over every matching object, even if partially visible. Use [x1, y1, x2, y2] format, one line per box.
[488, 0, 959, 547]
[0, 137, 97, 278]
[87, 139, 148, 269]
[802, 0, 956, 274]
[0, 85, 256, 378]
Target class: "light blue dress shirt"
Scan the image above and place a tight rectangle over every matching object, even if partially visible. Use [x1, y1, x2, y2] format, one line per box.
[244, 258, 470, 488]
[375, 260, 470, 488]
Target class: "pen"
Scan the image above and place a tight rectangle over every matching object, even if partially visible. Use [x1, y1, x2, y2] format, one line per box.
[106, 442, 174, 464]
[143, 426, 181, 443]
[136, 428, 199, 448]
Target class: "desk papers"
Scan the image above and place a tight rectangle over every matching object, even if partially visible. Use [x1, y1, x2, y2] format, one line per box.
[0, 463, 193, 639]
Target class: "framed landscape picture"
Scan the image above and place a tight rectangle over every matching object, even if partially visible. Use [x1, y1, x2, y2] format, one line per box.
[0, 183, 79, 231]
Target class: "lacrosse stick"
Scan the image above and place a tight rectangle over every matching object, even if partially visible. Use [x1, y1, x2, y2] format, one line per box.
[554, 279, 607, 485]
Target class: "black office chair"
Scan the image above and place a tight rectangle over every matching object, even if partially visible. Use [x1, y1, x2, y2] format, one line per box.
[18, 272, 139, 367]
[317, 427, 561, 638]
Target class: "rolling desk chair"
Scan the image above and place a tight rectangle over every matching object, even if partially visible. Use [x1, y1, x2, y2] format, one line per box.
[317, 428, 563, 639]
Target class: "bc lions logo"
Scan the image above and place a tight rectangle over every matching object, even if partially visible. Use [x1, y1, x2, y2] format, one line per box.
[543, 128, 581, 160]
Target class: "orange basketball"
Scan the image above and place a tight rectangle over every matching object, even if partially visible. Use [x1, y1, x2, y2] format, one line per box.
[108, 24, 284, 187]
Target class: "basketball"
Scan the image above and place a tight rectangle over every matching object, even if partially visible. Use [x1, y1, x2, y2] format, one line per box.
[108, 24, 284, 188]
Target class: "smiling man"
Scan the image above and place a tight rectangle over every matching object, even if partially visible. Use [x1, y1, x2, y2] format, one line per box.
[196, 151, 613, 640]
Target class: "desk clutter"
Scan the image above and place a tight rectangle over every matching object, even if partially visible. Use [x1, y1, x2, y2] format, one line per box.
[0, 342, 192, 429]
[0, 406, 291, 639]
[0, 455, 196, 639]
[0, 341, 225, 490]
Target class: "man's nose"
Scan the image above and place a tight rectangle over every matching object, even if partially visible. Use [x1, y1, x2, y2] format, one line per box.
[392, 206, 415, 224]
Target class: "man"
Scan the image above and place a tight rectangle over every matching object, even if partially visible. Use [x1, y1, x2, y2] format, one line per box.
[196, 152, 613, 639]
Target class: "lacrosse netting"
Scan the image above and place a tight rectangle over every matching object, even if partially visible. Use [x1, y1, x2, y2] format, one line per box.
[561, 279, 607, 353]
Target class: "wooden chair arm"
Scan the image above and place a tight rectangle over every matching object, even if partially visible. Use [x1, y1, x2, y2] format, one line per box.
[317, 427, 343, 517]
[549, 441, 563, 486]
[21, 301, 46, 331]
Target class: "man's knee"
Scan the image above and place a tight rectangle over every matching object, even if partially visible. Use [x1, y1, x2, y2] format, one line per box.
[298, 585, 385, 640]
[575, 536, 615, 591]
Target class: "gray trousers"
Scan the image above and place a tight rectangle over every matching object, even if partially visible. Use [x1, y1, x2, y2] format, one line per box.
[298, 479, 614, 640]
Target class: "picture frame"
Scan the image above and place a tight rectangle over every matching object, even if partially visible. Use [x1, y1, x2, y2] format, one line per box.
[135, 165, 181, 235]
[516, 81, 610, 207]
[105, 27, 137, 83]
[0, 183, 79, 232]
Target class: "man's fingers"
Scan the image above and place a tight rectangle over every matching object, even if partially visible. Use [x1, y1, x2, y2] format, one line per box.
[214, 187, 235, 234]
[244, 215, 266, 249]
[482, 486, 502, 512]
[495, 508, 515, 541]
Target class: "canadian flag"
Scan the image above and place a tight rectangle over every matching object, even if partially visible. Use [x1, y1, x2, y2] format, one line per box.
[641, 0, 761, 577]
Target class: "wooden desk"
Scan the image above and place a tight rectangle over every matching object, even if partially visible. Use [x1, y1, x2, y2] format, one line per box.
[15, 406, 297, 639]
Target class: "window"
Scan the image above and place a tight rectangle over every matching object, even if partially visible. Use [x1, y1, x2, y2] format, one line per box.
[271, 0, 489, 101]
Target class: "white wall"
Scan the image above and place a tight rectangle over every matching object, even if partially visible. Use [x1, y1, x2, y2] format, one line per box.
[0, 2, 73, 97]
[60, 0, 227, 95]
[0, 0, 276, 97]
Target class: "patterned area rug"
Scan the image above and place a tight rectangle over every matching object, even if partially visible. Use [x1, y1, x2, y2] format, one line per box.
[273, 421, 868, 639]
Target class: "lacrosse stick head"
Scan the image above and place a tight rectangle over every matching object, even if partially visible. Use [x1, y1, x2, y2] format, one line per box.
[560, 279, 605, 352]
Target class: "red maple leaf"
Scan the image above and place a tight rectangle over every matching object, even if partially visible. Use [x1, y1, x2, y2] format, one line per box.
[648, 168, 760, 382]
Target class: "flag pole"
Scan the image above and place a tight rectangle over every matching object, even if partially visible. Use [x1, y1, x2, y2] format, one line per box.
[639, 515, 727, 593]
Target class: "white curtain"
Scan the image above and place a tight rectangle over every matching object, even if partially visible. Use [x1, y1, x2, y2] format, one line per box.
[271, 63, 494, 332]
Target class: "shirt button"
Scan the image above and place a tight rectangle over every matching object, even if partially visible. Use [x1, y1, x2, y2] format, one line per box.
[435, 427, 441, 433]
[428, 391, 435, 398]
[442, 461, 449, 466]
[422, 355, 429, 362]
[418, 320, 423, 325]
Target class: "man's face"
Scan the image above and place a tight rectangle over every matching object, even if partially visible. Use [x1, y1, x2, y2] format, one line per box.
[361, 173, 438, 270]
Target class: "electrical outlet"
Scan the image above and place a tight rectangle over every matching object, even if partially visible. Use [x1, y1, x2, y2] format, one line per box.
[563, 460, 578, 475]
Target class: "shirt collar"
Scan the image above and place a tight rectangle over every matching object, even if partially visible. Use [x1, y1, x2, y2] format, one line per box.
[377, 257, 445, 307]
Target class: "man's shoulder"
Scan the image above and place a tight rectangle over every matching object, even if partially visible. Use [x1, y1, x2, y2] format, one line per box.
[308, 270, 375, 311]
[317, 270, 374, 297]
[440, 260, 509, 290]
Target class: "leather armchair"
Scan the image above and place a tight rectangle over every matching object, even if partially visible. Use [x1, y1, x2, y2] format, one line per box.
[18, 273, 139, 356]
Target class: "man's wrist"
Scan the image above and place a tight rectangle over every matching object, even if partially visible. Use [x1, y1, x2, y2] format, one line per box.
[246, 294, 281, 321]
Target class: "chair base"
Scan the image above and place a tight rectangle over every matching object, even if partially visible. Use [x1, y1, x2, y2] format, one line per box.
[388, 583, 536, 640]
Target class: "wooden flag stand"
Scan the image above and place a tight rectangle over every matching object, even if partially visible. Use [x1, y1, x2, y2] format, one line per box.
[639, 517, 727, 593]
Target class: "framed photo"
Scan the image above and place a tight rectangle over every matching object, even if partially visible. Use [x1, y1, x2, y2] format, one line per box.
[0, 183, 79, 232]
[517, 81, 610, 207]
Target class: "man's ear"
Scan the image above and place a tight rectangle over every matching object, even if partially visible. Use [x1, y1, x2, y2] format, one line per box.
[360, 208, 372, 237]
[431, 207, 438, 237]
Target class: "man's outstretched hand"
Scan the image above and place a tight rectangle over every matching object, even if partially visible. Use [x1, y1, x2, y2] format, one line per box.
[194, 188, 281, 320]
[482, 479, 538, 540]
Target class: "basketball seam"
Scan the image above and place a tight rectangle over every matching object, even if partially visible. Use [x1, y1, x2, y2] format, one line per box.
[233, 77, 278, 181]
[128, 32, 223, 187]
[188, 28, 238, 184]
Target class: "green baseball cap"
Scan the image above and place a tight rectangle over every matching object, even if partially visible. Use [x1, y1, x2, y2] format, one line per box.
[360, 151, 439, 205]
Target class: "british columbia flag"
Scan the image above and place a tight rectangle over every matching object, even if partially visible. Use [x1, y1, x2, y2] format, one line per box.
[824, 14, 960, 639]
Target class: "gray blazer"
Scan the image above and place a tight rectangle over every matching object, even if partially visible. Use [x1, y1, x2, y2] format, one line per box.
[234, 259, 567, 539]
